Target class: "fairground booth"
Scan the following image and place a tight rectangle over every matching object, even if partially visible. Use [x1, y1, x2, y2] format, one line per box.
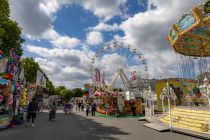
[0, 50, 28, 129]
[93, 91, 142, 116]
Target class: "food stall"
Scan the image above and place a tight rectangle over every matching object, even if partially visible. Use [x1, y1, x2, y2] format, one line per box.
[94, 91, 124, 115]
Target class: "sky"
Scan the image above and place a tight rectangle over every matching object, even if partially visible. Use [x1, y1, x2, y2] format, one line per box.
[8, 0, 204, 88]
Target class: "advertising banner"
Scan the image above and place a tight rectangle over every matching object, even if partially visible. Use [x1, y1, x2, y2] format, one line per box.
[36, 70, 46, 87]
[155, 78, 196, 110]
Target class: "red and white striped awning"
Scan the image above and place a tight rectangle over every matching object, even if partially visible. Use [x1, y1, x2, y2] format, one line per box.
[94, 91, 108, 97]
[94, 91, 123, 97]
[110, 92, 123, 97]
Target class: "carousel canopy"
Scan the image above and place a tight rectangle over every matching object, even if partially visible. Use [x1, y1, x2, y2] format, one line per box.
[167, 1, 210, 57]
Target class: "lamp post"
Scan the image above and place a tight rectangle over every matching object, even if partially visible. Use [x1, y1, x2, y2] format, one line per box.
[161, 82, 176, 132]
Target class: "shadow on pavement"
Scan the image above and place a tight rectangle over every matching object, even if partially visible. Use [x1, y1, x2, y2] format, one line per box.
[71, 113, 130, 140]
[0, 111, 130, 140]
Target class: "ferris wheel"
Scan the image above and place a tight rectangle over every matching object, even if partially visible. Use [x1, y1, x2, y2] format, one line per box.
[90, 40, 149, 91]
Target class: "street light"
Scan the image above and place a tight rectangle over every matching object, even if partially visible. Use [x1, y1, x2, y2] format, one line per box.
[161, 82, 176, 132]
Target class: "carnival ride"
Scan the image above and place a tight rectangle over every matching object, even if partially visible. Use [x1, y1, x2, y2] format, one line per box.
[90, 40, 149, 91]
[160, 1, 210, 136]
[167, 0, 210, 79]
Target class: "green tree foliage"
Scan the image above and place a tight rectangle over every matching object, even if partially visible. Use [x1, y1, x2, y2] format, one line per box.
[20, 57, 56, 95]
[20, 57, 39, 83]
[0, 0, 9, 20]
[54, 87, 85, 101]
[0, 0, 24, 56]
[46, 79, 55, 95]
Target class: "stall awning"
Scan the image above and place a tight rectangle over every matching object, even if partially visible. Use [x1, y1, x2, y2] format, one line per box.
[3, 74, 13, 79]
[94, 91, 108, 97]
[94, 91, 123, 97]
[110, 92, 123, 97]
[0, 78, 8, 86]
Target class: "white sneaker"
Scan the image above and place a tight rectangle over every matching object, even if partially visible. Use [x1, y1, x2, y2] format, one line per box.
[31, 124, 35, 127]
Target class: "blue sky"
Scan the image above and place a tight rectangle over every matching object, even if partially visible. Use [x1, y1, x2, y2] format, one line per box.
[9, 0, 204, 88]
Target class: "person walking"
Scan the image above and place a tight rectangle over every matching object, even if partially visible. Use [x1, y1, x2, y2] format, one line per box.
[49, 102, 57, 120]
[129, 99, 137, 116]
[26, 98, 38, 127]
[86, 103, 90, 116]
[91, 102, 96, 116]
[78, 101, 81, 111]
[64, 101, 68, 115]
[75, 101, 78, 111]
[81, 102, 84, 111]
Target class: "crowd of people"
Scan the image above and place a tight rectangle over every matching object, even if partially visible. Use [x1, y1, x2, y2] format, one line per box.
[25, 98, 97, 127]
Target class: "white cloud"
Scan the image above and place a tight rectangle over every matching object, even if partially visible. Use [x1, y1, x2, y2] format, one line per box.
[120, 0, 203, 78]
[86, 31, 103, 45]
[41, 28, 60, 40]
[51, 36, 80, 49]
[39, 0, 63, 17]
[88, 22, 119, 32]
[9, 0, 52, 37]
[77, 0, 127, 21]
[26, 45, 94, 88]
[25, 45, 50, 58]
[113, 35, 123, 40]
[9, 0, 127, 38]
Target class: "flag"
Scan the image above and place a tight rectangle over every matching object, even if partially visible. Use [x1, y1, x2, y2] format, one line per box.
[102, 71, 105, 85]
[95, 68, 100, 82]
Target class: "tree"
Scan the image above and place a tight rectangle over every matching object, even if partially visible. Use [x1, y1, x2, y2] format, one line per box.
[46, 79, 55, 95]
[20, 57, 56, 95]
[20, 57, 39, 83]
[0, 0, 24, 56]
[0, 0, 9, 20]
[54, 87, 86, 101]
[71, 88, 83, 97]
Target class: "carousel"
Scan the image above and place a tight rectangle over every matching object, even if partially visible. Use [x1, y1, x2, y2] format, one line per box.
[160, 0, 210, 137]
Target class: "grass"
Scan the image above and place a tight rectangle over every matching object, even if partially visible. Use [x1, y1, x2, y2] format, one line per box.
[95, 112, 144, 118]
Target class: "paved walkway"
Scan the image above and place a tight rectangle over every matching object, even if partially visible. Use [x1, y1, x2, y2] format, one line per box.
[0, 110, 203, 140]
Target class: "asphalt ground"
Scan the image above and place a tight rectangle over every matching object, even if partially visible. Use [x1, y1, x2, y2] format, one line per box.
[0, 110, 203, 140]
